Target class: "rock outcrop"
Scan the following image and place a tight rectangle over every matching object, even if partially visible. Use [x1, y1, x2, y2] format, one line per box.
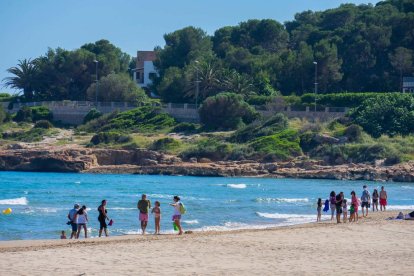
[1, 146, 414, 182]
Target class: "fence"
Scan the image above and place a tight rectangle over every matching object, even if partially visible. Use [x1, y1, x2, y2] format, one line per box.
[2, 101, 347, 125]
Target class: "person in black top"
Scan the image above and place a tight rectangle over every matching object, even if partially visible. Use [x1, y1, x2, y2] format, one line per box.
[98, 199, 110, 237]
[335, 192, 343, 223]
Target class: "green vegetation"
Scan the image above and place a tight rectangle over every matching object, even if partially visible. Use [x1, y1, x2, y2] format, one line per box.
[1, 127, 55, 143]
[350, 94, 414, 137]
[199, 93, 259, 130]
[78, 106, 176, 133]
[172, 122, 199, 134]
[250, 129, 302, 161]
[34, 120, 53, 129]
[83, 108, 102, 124]
[14, 106, 53, 123]
[150, 137, 182, 153]
[90, 132, 132, 146]
[86, 74, 148, 102]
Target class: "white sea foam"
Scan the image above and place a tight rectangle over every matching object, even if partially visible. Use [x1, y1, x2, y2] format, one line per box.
[401, 185, 414, 190]
[256, 212, 314, 219]
[255, 197, 309, 203]
[75, 181, 81, 184]
[111, 207, 136, 210]
[183, 219, 199, 224]
[387, 205, 414, 210]
[227, 184, 247, 189]
[0, 197, 28, 205]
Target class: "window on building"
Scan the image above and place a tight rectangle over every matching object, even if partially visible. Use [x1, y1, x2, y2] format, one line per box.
[149, 72, 157, 80]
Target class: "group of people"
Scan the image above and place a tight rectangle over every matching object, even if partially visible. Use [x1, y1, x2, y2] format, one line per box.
[317, 185, 388, 223]
[63, 195, 185, 239]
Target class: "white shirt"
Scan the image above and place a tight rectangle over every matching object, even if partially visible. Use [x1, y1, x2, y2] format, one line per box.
[76, 212, 87, 224]
[174, 202, 182, 216]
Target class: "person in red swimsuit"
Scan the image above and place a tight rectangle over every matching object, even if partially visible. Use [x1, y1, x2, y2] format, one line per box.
[380, 186, 388, 211]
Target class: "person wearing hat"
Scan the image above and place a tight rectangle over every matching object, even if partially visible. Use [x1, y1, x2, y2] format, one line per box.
[67, 204, 80, 239]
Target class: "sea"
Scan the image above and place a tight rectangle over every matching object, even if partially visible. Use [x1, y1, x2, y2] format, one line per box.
[0, 171, 413, 241]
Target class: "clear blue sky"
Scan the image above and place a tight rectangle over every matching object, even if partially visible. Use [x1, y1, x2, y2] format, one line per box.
[0, 0, 377, 93]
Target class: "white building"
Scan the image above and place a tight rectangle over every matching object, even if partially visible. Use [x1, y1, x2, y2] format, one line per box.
[133, 51, 158, 95]
[403, 77, 414, 93]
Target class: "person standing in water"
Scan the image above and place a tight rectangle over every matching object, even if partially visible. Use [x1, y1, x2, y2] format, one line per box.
[170, 196, 184, 235]
[380, 186, 388, 211]
[67, 203, 80, 239]
[138, 194, 151, 235]
[151, 201, 161, 234]
[361, 185, 371, 217]
[329, 191, 336, 221]
[372, 189, 379, 212]
[98, 200, 110, 237]
[316, 198, 322, 222]
[75, 205, 88, 239]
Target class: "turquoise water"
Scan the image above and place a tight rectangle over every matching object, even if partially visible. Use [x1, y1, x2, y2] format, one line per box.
[0, 172, 413, 241]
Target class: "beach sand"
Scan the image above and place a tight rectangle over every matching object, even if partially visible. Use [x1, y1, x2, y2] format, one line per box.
[0, 211, 413, 275]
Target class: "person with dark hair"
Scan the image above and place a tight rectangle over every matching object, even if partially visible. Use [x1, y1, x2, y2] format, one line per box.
[138, 194, 151, 235]
[335, 192, 343, 223]
[151, 201, 161, 234]
[380, 186, 388, 211]
[75, 205, 88, 239]
[170, 196, 184, 235]
[361, 185, 371, 217]
[67, 203, 80, 239]
[372, 189, 379, 212]
[316, 198, 322, 222]
[329, 191, 336, 221]
[350, 191, 359, 222]
[98, 200, 110, 237]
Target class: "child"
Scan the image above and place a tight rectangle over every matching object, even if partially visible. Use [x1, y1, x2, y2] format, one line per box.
[151, 201, 161, 234]
[316, 198, 322, 222]
[60, 230, 67, 239]
[342, 199, 348, 223]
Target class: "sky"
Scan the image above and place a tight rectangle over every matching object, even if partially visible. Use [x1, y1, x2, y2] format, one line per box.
[0, 0, 378, 94]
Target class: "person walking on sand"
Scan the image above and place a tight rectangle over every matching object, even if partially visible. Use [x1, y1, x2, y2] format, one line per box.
[342, 198, 348, 223]
[75, 205, 88, 239]
[98, 200, 110, 237]
[351, 191, 359, 222]
[170, 196, 184, 235]
[335, 192, 343, 223]
[372, 189, 379, 212]
[151, 201, 161, 234]
[380, 186, 388, 211]
[361, 185, 371, 217]
[138, 194, 151, 235]
[329, 191, 336, 221]
[67, 203, 80, 239]
[316, 198, 322, 222]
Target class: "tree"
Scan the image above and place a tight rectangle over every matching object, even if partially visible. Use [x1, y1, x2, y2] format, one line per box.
[86, 74, 148, 103]
[351, 93, 414, 137]
[199, 92, 259, 130]
[314, 40, 343, 92]
[220, 69, 256, 97]
[185, 58, 222, 100]
[3, 59, 40, 100]
[156, 67, 188, 103]
[389, 47, 413, 91]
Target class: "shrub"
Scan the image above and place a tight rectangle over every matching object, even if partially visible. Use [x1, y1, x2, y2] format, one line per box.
[300, 92, 387, 107]
[172, 122, 198, 133]
[199, 92, 259, 130]
[231, 113, 288, 143]
[246, 95, 275, 106]
[0, 105, 6, 123]
[344, 124, 363, 142]
[83, 108, 102, 124]
[90, 132, 132, 145]
[31, 106, 53, 122]
[150, 137, 181, 152]
[34, 120, 53, 129]
[180, 138, 233, 161]
[2, 128, 46, 142]
[250, 129, 302, 161]
[350, 93, 414, 137]
[14, 106, 32, 122]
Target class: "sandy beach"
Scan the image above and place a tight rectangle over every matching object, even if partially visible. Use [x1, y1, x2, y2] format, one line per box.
[0, 211, 413, 276]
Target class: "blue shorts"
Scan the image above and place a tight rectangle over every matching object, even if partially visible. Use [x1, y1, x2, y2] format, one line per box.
[71, 222, 78, 232]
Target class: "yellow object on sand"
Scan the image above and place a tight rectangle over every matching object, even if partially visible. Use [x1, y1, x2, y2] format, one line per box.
[2, 208, 12, 215]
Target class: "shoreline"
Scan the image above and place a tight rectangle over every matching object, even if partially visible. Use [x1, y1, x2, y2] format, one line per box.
[0, 210, 405, 249]
[1, 211, 413, 275]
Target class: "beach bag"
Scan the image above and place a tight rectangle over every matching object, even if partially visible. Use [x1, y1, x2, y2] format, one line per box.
[108, 219, 113, 226]
[173, 222, 179, 231]
[179, 203, 186, 214]
[323, 199, 329, 212]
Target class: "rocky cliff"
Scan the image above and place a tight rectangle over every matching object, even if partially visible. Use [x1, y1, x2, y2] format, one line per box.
[1, 146, 414, 182]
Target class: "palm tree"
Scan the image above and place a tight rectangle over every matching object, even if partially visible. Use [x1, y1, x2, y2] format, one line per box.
[220, 69, 256, 98]
[3, 59, 40, 100]
[185, 59, 221, 100]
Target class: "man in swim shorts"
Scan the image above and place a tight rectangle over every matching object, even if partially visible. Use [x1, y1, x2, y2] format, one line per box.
[137, 194, 151, 235]
[380, 186, 387, 211]
[335, 192, 343, 223]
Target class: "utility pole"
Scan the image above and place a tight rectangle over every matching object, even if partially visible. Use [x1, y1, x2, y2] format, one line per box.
[313, 61, 318, 112]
